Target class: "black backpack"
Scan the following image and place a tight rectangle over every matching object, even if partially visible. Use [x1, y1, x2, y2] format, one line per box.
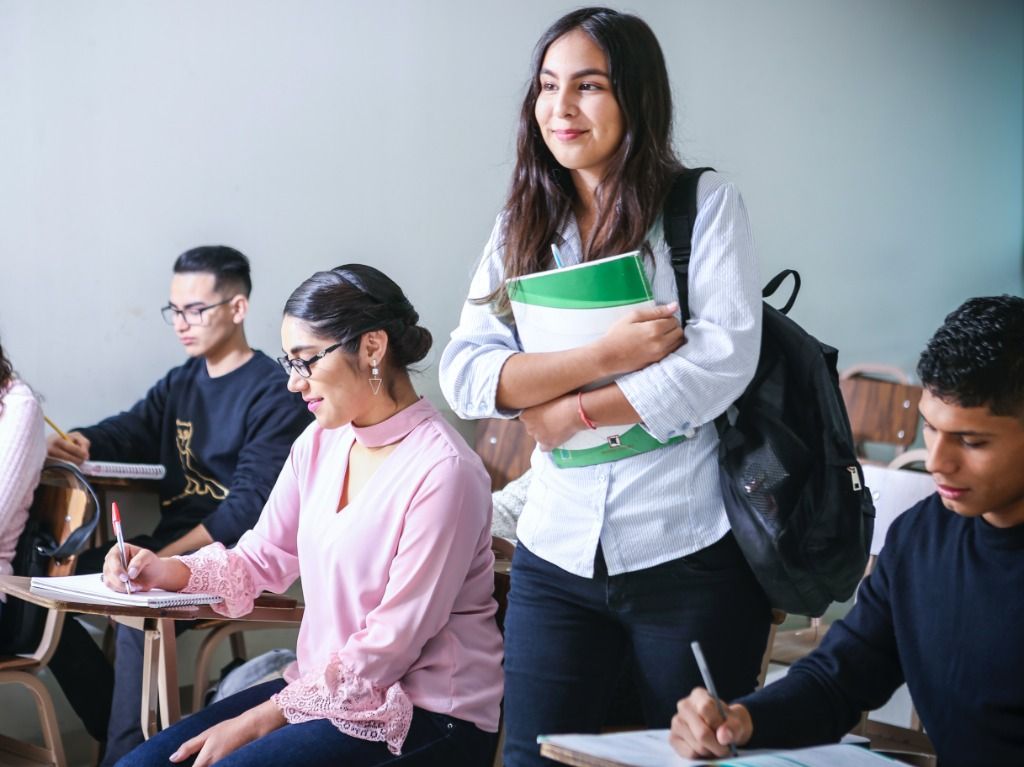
[663, 168, 875, 617]
[0, 462, 99, 654]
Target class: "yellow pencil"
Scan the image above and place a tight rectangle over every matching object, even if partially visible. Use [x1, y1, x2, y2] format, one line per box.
[44, 415, 70, 442]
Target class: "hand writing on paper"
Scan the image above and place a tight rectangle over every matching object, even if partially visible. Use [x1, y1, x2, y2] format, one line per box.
[45, 431, 91, 464]
[591, 302, 685, 378]
[169, 700, 287, 766]
[520, 394, 581, 451]
[669, 687, 753, 759]
[101, 543, 190, 593]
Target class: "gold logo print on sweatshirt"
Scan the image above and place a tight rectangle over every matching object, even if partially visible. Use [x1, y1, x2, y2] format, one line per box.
[162, 419, 230, 506]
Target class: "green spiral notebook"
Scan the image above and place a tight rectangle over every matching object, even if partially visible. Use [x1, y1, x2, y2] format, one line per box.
[507, 251, 686, 468]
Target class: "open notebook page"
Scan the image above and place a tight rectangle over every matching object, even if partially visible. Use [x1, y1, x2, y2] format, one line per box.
[538, 730, 897, 767]
[30, 572, 221, 608]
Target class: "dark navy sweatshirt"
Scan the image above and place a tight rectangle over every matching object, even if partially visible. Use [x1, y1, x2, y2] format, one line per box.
[78, 352, 311, 546]
[739, 493, 1024, 767]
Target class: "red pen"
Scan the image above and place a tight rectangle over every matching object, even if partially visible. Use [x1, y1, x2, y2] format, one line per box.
[111, 502, 134, 594]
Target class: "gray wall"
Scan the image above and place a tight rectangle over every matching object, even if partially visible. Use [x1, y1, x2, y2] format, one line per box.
[1, 0, 1021, 431]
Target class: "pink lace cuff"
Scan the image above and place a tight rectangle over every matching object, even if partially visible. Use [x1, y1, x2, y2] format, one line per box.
[271, 656, 414, 755]
[176, 543, 256, 618]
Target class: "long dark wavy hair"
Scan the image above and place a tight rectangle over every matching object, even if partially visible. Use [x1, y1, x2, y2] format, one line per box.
[488, 7, 683, 312]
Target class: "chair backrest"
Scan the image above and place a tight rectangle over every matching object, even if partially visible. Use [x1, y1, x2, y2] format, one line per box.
[473, 418, 535, 492]
[861, 463, 935, 573]
[0, 462, 97, 661]
[34, 463, 96, 576]
[840, 371, 923, 457]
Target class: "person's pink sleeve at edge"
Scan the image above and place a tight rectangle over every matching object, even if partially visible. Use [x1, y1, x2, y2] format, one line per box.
[176, 437, 306, 616]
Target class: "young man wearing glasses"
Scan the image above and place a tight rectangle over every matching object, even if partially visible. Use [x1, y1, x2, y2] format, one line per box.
[46, 245, 310, 764]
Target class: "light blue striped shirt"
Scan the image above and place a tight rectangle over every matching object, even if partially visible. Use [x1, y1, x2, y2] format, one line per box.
[439, 172, 761, 577]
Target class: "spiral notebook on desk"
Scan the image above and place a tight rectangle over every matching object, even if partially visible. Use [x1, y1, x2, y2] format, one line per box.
[80, 460, 167, 480]
[30, 573, 222, 608]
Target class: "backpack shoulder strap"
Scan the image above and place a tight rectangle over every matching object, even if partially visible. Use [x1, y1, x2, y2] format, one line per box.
[664, 167, 714, 322]
[38, 462, 101, 562]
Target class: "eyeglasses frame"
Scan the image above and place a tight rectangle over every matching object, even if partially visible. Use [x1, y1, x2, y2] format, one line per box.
[160, 297, 235, 327]
[277, 341, 347, 379]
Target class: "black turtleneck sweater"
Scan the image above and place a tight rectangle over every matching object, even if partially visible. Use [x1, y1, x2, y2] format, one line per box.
[739, 493, 1024, 767]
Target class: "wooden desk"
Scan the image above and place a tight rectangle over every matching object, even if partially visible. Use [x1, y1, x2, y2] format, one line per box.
[0, 575, 303, 739]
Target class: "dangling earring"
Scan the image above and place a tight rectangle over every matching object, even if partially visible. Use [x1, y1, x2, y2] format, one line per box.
[369, 359, 382, 395]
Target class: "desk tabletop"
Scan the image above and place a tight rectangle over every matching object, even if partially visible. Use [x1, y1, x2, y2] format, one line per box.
[0, 575, 304, 623]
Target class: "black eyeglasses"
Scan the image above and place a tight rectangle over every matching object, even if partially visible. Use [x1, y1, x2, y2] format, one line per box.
[161, 298, 233, 327]
[277, 342, 346, 378]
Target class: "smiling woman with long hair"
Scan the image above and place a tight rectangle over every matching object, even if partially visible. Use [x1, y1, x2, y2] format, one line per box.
[440, 8, 771, 765]
[107, 265, 503, 767]
[0, 339, 47, 618]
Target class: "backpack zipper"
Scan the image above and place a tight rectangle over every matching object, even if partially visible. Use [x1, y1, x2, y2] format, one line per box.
[847, 466, 862, 492]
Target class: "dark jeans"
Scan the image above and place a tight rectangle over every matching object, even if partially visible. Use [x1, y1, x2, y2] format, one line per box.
[502, 535, 772, 767]
[115, 679, 498, 767]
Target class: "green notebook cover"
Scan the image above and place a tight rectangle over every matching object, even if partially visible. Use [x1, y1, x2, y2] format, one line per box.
[507, 251, 685, 468]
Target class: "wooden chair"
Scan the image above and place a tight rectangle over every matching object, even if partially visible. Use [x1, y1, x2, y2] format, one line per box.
[887, 447, 927, 472]
[0, 462, 97, 767]
[470, 419, 533, 767]
[839, 366, 923, 463]
[473, 418, 535, 492]
[189, 593, 304, 712]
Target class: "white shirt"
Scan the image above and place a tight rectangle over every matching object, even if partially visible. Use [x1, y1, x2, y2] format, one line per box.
[439, 172, 761, 577]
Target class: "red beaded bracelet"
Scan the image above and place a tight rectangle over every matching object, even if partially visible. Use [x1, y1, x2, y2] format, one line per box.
[577, 391, 597, 430]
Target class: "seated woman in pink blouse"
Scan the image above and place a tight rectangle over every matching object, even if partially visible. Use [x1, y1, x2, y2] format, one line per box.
[104, 265, 503, 767]
[0, 338, 47, 617]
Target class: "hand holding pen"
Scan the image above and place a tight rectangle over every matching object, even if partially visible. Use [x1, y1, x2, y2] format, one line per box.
[668, 641, 754, 759]
[110, 502, 135, 594]
[43, 415, 91, 464]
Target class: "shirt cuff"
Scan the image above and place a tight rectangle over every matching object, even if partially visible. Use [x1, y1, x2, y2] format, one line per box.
[272, 657, 414, 755]
[614, 376, 697, 443]
[177, 543, 256, 618]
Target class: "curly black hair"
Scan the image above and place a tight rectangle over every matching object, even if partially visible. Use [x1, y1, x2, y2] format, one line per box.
[917, 295, 1024, 417]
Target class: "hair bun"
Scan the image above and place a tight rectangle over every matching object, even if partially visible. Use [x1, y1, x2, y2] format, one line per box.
[392, 324, 432, 367]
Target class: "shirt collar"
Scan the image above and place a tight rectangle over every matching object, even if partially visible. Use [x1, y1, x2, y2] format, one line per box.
[973, 513, 1024, 551]
[351, 397, 434, 448]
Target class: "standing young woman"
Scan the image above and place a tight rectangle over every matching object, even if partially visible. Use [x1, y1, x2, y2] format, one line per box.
[0, 338, 47, 619]
[108, 265, 503, 767]
[439, 8, 771, 765]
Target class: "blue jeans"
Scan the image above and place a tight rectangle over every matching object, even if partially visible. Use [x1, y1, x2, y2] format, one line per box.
[502, 535, 771, 767]
[115, 679, 497, 767]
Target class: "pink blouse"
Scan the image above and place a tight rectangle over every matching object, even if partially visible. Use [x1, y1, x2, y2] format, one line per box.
[179, 398, 503, 754]
[0, 379, 46, 583]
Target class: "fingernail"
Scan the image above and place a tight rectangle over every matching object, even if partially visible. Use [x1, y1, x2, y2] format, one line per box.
[119, 573, 128, 582]
[169, 749, 181, 762]
[128, 568, 138, 578]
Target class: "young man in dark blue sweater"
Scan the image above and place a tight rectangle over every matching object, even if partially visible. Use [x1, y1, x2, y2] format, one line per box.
[670, 295, 1024, 767]
[45, 246, 311, 764]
